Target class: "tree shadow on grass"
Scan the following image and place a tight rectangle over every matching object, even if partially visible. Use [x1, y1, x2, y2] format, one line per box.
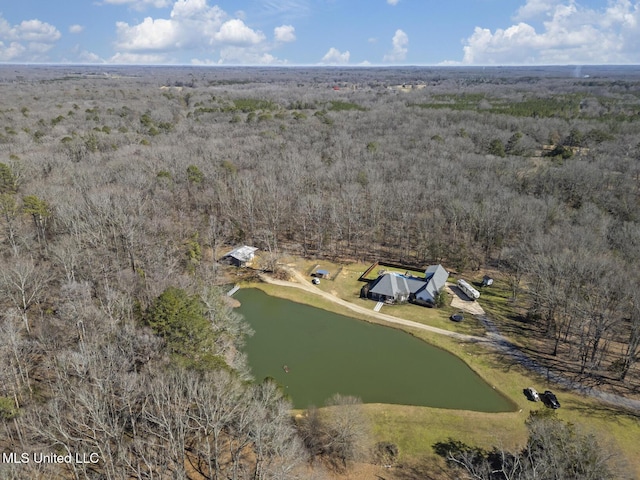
[565, 397, 640, 422]
[391, 457, 453, 480]
[481, 341, 569, 376]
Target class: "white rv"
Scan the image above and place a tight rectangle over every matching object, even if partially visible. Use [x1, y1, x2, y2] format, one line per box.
[457, 279, 480, 301]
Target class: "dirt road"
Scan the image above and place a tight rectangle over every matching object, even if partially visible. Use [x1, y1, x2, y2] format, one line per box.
[258, 270, 640, 413]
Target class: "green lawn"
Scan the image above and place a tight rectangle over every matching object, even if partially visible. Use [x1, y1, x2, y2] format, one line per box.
[365, 403, 528, 461]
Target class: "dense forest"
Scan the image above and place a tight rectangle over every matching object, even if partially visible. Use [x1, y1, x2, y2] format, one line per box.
[0, 65, 639, 479]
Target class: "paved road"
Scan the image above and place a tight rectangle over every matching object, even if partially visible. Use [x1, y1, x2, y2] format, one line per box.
[259, 270, 640, 413]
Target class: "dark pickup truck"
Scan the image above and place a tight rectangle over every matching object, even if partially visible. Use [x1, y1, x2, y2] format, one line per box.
[542, 390, 561, 409]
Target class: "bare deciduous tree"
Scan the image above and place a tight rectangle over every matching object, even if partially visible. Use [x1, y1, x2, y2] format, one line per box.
[298, 394, 371, 472]
[0, 257, 50, 333]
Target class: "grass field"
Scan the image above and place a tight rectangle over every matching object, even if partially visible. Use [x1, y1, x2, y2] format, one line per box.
[241, 257, 640, 477]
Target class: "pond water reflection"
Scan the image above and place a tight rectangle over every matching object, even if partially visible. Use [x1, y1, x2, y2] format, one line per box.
[237, 288, 514, 412]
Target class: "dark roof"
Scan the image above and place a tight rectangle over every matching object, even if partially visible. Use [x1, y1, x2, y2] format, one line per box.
[369, 273, 410, 298]
[369, 265, 448, 300]
[369, 273, 425, 298]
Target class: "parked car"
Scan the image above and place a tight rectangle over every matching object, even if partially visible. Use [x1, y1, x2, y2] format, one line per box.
[450, 312, 464, 322]
[524, 387, 540, 402]
[312, 278, 320, 285]
[542, 390, 561, 409]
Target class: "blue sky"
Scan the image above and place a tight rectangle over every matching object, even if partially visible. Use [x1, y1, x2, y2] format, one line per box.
[1, 0, 639, 65]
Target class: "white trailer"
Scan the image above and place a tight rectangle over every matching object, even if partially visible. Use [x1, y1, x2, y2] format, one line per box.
[457, 279, 480, 301]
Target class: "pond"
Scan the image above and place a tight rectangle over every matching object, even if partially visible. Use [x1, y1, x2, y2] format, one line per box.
[237, 288, 514, 412]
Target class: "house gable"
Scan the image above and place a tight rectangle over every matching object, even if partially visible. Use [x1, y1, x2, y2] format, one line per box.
[417, 264, 449, 303]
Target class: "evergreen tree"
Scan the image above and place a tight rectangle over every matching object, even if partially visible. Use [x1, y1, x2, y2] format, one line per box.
[147, 287, 224, 370]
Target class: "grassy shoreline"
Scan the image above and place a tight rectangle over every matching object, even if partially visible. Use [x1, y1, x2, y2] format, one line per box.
[239, 269, 640, 475]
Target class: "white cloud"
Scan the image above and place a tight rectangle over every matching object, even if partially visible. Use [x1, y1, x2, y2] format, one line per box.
[102, 0, 172, 9]
[320, 47, 350, 64]
[383, 29, 408, 62]
[112, 0, 284, 63]
[217, 47, 283, 65]
[259, 0, 312, 18]
[2, 19, 62, 43]
[191, 44, 286, 65]
[171, 0, 217, 18]
[66, 45, 105, 63]
[69, 24, 85, 34]
[115, 17, 178, 51]
[274, 24, 296, 42]
[79, 52, 105, 63]
[0, 15, 60, 62]
[26, 42, 57, 54]
[387, 0, 400, 5]
[0, 42, 27, 62]
[461, 0, 640, 64]
[214, 19, 265, 45]
[513, 0, 564, 21]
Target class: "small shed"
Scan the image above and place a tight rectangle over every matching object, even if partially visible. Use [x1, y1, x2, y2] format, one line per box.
[221, 245, 258, 267]
[482, 275, 494, 287]
[316, 269, 330, 279]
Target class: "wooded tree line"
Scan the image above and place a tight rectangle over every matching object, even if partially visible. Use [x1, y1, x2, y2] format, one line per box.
[0, 66, 639, 477]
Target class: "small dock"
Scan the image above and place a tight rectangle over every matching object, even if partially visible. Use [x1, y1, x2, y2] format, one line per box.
[373, 301, 384, 312]
[227, 285, 240, 296]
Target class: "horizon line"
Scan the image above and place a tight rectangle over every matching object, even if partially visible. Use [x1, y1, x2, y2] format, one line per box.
[2, 62, 640, 69]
